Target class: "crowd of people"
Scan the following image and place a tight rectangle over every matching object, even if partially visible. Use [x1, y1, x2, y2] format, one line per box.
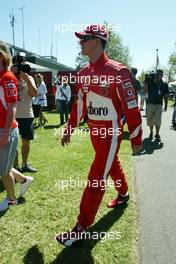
[0, 41, 33, 211]
[0, 23, 173, 247]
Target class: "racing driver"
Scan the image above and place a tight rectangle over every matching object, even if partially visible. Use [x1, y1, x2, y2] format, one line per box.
[56, 24, 143, 246]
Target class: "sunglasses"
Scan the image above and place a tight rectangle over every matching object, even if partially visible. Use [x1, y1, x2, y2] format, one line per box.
[80, 35, 98, 43]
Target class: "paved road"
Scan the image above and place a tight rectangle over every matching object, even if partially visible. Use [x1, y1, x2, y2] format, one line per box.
[134, 107, 176, 264]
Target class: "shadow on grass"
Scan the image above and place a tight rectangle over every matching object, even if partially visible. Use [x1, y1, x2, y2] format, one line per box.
[23, 245, 44, 264]
[17, 196, 26, 204]
[0, 197, 26, 218]
[45, 110, 58, 114]
[43, 125, 61, 130]
[33, 124, 41, 130]
[0, 180, 5, 193]
[0, 210, 7, 218]
[50, 204, 128, 264]
[142, 137, 164, 154]
[122, 131, 130, 141]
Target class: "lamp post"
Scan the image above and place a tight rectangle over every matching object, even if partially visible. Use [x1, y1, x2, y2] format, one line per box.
[19, 5, 26, 50]
[9, 9, 15, 46]
[156, 48, 159, 72]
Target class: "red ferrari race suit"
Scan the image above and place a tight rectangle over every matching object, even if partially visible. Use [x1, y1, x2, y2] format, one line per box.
[0, 69, 18, 129]
[65, 52, 142, 230]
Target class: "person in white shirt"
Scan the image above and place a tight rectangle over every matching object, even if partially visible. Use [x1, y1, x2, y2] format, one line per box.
[55, 80, 71, 125]
[34, 73, 48, 125]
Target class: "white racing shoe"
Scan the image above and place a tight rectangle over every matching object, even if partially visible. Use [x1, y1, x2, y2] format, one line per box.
[55, 223, 85, 246]
[19, 176, 33, 197]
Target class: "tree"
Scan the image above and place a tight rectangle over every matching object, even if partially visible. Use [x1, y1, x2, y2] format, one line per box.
[75, 50, 89, 71]
[105, 23, 132, 67]
[75, 22, 132, 70]
[168, 43, 176, 82]
[138, 70, 146, 84]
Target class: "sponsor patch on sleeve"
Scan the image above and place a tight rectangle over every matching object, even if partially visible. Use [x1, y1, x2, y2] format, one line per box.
[123, 87, 136, 101]
[127, 99, 138, 109]
[122, 79, 133, 90]
[5, 81, 17, 98]
[122, 79, 136, 102]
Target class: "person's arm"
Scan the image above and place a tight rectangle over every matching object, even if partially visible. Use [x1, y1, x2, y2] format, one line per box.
[0, 73, 18, 147]
[55, 85, 59, 101]
[116, 68, 143, 154]
[0, 103, 16, 147]
[163, 83, 169, 111]
[61, 82, 87, 146]
[20, 72, 38, 97]
[144, 82, 148, 95]
[67, 85, 71, 102]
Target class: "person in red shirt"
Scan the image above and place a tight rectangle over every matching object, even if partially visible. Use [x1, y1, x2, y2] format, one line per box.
[0, 41, 33, 212]
[55, 25, 143, 246]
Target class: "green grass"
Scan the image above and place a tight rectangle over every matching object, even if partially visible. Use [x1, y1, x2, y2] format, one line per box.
[0, 112, 137, 264]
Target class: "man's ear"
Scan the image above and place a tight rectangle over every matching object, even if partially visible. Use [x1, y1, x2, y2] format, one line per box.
[96, 38, 102, 48]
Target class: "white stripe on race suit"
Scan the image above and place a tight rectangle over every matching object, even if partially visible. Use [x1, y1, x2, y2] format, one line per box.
[77, 89, 84, 125]
[0, 85, 8, 110]
[130, 124, 141, 139]
[103, 120, 118, 180]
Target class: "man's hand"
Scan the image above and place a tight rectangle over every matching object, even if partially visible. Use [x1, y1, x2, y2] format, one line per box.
[20, 71, 29, 82]
[131, 143, 143, 155]
[0, 132, 9, 147]
[20, 71, 38, 97]
[163, 106, 167, 112]
[61, 134, 71, 147]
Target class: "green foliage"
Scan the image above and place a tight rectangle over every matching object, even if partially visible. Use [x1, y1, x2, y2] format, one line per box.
[138, 70, 146, 84]
[75, 50, 89, 70]
[168, 43, 176, 81]
[104, 23, 132, 67]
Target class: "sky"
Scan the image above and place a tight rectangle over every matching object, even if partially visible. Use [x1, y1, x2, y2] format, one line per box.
[1, 0, 176, 74]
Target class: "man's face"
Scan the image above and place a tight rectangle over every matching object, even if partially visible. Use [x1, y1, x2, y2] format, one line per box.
[80, 36, 100, 56]
[156, 71, 163, 81]
[11, 66, 21, 80]
[11, 65, 18, 74]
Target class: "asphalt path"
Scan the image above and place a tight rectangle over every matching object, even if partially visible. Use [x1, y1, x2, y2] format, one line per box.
[134, 107, 176, 264]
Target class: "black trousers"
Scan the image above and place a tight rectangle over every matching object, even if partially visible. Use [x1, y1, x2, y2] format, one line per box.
[59, 100, 70, 124]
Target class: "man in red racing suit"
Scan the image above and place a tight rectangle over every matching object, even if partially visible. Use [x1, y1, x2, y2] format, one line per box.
[56, 24, 143, 247]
